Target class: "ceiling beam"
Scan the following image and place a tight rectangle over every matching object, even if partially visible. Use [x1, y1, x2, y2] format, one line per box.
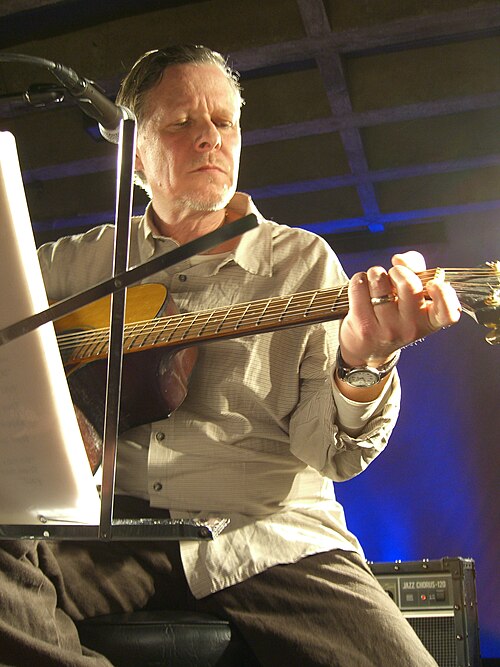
[296, 0, 381, 219]
[301, 199, 500, 234]
[231, 5, 500, 71]
[31, 199, 500, 238]
[247, 154, 500, 199]
[23, 151, 500, 191]
[243, 91, 500, 145]
[0, 0, 67, 18]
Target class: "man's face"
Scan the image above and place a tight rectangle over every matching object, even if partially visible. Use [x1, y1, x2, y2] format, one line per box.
[135, 63, 242, 214]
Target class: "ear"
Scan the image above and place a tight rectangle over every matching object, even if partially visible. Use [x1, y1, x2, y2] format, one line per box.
[135, 147, 145, 173]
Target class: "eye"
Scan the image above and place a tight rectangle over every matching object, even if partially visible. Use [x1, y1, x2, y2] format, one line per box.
[215, 119, 234, 129]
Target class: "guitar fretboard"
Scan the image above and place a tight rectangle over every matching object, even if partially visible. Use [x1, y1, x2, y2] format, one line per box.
[64, 285, 350, 364]
[57, 264, 500, 364]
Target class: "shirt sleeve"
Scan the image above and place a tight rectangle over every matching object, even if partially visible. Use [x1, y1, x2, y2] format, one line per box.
[288, 318, 401, 481]
[330, 368, 397, 436]
[283, 231, 402, 482]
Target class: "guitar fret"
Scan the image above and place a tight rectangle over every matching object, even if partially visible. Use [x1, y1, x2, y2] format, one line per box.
[142, 322, 162, 346]
[71, 345, 86, 363]
[256, 299, 272, 325]
[235, 301, 272, 331]
[304, 291, 318, 317]
[94, 336, 108, 357]
[333, 285, 347, 310]
[279, 296, 293, 322]
[181, 313, 201, 340]
[126, 321, 151, 349]
[78, 340, 100, 360]
[164, 316, 185, 343]
[215, 307, 232, 334]
[195, 311, 216, 337]
[235, 304, 251, 329]
[296, 293, 313, 318]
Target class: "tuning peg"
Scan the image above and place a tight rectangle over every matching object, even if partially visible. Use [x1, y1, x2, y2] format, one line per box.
[485, 327, 500, 345]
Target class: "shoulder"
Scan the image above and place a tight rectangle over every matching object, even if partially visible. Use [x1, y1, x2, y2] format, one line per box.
[264, 218, 335, 254]
[264, 218, 341, 264]
[37, 223, 123, 300]
[261, 219, 347, 289]
[38, 223, 115, 261]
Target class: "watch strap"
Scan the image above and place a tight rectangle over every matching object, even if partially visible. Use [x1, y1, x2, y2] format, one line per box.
[336, 347, 401, 385]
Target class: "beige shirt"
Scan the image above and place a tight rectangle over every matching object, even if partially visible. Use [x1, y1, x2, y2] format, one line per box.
[38, 193, 400, 598]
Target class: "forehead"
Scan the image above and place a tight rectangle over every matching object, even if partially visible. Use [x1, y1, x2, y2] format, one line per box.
[142, 63, 241, 120]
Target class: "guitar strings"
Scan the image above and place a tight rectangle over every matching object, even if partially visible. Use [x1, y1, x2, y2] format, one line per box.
[57, 273, 499, 357]
[57, 286, 350, 354]
[56, 272, 497, 354]
[56, 267, 499, 360]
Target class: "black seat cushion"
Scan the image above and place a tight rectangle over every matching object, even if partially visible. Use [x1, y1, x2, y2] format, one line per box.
[77, 609, 260, 667]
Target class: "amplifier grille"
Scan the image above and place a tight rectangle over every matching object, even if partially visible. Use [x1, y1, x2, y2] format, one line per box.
[407, 616, 456, 667]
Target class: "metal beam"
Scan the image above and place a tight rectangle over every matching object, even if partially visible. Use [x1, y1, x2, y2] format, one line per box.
[0, 0, 67, 17]
[242, 91, 500, 146]
[23, 152, 500, 192]
[248, 154, 500, 198]
[31, 200, 500, 238]
[230, 5, 500, 71]
[300, 199, 500, 234]
[296, 0, 380, 218]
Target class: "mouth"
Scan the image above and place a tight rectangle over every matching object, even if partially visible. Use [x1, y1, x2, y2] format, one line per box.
[192, 164, 226, 174]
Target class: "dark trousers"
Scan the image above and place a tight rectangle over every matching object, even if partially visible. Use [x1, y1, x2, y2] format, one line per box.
[0, 536, 438, 667]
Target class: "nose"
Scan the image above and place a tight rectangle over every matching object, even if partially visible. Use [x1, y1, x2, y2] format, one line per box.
[195, 120, 222, 152]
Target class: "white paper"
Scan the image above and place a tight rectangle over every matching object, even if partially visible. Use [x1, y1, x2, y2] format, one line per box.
[0, 131, 100, 525]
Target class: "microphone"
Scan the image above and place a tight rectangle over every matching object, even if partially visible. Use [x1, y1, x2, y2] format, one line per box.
[50, 62, 135, 144]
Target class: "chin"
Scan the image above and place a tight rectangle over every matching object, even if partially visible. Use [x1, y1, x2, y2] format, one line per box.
[181, 187, 234, 212]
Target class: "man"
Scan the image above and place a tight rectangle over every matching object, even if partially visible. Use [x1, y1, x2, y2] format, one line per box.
[0, 45, 461, 666]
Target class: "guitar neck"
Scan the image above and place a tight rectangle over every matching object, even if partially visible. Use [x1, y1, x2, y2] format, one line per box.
[125, 284, 350, 352]
[60, 264, 500, 364]
[125, 264, 499, 351]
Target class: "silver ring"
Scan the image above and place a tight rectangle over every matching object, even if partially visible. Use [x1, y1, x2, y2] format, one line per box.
[370, 293, 398, 306]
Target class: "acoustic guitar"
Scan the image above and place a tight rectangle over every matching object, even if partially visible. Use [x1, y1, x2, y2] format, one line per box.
[54, 263, 500, 472]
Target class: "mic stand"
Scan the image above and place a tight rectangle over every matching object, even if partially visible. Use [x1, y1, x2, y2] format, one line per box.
[99, 116, 135, 540]
[0, 117, 258, 542]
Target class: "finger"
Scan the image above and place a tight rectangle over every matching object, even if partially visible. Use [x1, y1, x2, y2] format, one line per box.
[425, 279, 462, 329]
[387, 265, 429, 332]
[392, 251, 427, 273]
[366, 266, 395, 301]
[387, 264, 425, 300]
[366, 266, 401, 325]
[347, 271, 371, 320]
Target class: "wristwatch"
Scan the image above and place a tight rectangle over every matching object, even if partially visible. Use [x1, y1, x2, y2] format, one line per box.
[336, 347, 401, 388]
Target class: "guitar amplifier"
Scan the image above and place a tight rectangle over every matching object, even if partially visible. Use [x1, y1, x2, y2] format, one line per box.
[369, 557, 480, 667]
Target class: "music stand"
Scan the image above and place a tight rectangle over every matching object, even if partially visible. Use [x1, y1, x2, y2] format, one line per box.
[0, 124, 258, 541]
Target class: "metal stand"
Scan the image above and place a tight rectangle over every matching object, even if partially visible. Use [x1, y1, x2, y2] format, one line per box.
[0, 117, 257, 541]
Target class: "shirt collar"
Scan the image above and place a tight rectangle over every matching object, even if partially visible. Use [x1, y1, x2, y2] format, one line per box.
[135, 193, 273, 277]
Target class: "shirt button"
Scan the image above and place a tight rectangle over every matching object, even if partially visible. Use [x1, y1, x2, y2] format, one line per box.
[178, 274, 187, 282]
[152, 482, 163, 492]
[155, 431, 165, 441]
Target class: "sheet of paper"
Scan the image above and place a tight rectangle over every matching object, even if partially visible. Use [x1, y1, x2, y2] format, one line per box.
[0, 131, 100, 525]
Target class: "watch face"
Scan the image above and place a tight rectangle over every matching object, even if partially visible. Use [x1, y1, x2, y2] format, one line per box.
[345, 369, 379, 387]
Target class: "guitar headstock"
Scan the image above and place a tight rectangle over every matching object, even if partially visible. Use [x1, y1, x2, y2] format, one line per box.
[448, 261, 500, 345]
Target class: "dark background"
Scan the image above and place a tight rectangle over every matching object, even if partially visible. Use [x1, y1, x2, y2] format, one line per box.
[1, 0, 499, 658]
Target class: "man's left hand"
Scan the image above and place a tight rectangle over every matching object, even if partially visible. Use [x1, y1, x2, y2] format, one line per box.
[338, 251, 462, 370]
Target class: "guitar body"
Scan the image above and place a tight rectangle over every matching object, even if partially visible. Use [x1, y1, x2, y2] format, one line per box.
[67, 346, 195, 432]
[55, 284, 198, 458]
